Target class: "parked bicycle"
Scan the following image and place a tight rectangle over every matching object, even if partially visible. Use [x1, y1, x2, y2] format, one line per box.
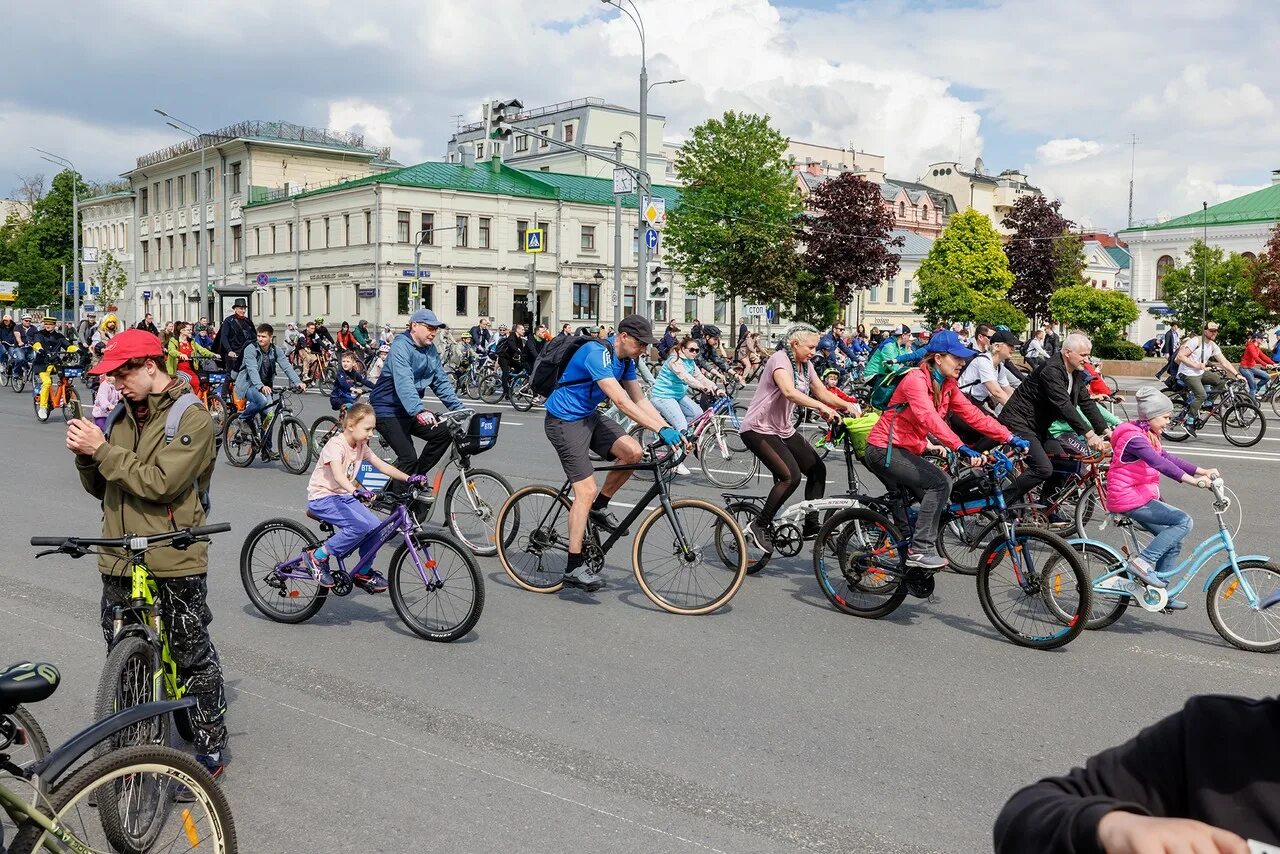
[223, 387, 312, 473]
[1163, 369, 1266, 446]
[240, 483, 483, 641]
[496, 441, 749, 615]
[1070, 478, 1280, 651]
[811, 448, 1091, 650]
[0, 662, 236, 853]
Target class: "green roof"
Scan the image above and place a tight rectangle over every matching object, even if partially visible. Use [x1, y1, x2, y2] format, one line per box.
[1105, 245, 1130, 269]
[1119, 182, 1280, 233]
[245, 160, 681, 211]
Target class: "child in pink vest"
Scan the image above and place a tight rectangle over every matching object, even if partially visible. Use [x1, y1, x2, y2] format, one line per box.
[1105, 387, 1218, 605]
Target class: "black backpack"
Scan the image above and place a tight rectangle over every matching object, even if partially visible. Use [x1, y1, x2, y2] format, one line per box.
[529, 335, 632, 398]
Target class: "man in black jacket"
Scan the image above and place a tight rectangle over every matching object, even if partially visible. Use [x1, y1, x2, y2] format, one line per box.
[215, 299, 255, 375]
[496, 322, 537, 397]
[469, 318, 495, 354]
[1043, 321, 1061, 356]
[135, 312, 160, 337]
[994, 693, 1275, 853]
[998, 331, 1111, 512]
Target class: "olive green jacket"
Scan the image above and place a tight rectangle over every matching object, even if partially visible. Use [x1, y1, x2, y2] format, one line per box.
[75, 381, 216, 578]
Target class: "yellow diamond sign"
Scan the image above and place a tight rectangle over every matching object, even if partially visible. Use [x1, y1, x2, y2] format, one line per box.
[642, 196, 665, 227]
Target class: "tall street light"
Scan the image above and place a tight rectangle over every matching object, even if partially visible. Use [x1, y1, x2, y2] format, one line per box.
[155, 109, 214, 322]
[33, 148, 79, 323]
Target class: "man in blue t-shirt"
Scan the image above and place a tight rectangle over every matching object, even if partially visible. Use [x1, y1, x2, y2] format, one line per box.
[544, 314, 680, 592]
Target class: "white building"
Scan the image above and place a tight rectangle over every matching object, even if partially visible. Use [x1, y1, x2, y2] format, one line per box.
[1081, 240, 1130, 291]
[916, 159, 1042, 234]
[80, 189, 136, 313]
[1118, 174, 1280, 343]
[851, 230, 933, 331]
[125, 120, 399, 325]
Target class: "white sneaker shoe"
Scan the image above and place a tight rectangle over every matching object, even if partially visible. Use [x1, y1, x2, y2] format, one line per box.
[36, 406, 48, 421]
[675, 463, 692, 476]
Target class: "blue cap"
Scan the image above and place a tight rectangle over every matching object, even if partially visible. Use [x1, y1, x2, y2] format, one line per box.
[926, 329, 976, 359]
[409, 308, 445, 328]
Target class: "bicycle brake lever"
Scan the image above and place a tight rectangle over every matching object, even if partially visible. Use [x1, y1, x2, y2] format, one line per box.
[34, 548, 62, 559]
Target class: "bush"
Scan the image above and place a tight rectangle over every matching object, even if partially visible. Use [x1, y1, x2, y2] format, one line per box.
[1220, 345, 1244, 363]
[1094, 339, 1145, 361]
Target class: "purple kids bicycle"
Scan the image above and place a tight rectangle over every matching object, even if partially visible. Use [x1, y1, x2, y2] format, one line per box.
[239, 484, 483, 642]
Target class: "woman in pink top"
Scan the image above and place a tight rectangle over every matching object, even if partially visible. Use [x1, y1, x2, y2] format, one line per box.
[739, 324, 860, 554]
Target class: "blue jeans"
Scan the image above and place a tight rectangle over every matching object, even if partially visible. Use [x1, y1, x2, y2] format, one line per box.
[307, 495, 381, 562]
[1126, 498, 1193, 576]
[8, 346, 32, 371]
[1241, 366, 1270, 395]
[239, 385, 270, 421]
[652, 395, 702, 431]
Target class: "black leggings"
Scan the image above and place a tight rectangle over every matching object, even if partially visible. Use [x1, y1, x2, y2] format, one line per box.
[741, 429, 826, 525]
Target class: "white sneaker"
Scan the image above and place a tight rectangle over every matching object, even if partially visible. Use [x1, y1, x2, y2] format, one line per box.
[675, 463, 692, 476]
[37, 406, 48, 421]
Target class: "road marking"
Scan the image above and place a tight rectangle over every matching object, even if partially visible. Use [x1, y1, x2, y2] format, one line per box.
[1126, 644, 1280, 678]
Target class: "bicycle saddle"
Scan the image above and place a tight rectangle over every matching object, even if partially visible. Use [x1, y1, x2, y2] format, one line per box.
[0, 661, 60, 708]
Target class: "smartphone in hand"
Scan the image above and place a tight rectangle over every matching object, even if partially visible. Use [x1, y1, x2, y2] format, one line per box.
[66, 398, 83, 422]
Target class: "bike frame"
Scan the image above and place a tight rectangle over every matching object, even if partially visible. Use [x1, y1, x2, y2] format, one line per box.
[276, 500, 445, 586]
[106, 559, 185, 705]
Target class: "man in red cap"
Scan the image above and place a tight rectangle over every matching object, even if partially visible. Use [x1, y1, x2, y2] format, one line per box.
[66, 328, 227, 778]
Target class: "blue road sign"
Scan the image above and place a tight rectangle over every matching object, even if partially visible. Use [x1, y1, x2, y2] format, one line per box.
[525, 229, 544, 253]
[64, 282, 88, 296]
[644, 228, 659, 250]
[402, 270, 417, 276]
[256, 273, 269, 286]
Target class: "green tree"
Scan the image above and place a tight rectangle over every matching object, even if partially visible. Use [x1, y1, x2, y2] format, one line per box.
[790, 271, 840, 328]
[89, 249, 129, 311]
[1048, 285, 1139, 341]
[1160, 240, 1270, 344]
[1001, 196, 1083, 324]
[914, 210, 1019, 327]
[2, 169, 89, 308]
[665, 111, 804, 334]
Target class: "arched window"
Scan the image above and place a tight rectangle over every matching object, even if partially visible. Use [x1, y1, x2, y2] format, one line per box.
[1243, 251, 1257, 262]
[898, 201, 905, 217]
[919, 204, 927, 220]
[1155, 254, 1174, 300]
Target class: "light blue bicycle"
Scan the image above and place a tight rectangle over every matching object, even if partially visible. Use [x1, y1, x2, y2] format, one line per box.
[1069, 478, 1280, 652]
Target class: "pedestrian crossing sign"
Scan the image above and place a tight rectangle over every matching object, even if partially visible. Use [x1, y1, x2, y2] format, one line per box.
[525, 229, 544, 253]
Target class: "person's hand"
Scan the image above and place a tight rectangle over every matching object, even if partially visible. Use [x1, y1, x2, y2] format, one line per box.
[416, 410, 437, 428]
[658, 426, 682, 447]
[66, 418, 106, 456]
[1087, 434, 1108, 452]
[1096, 810, 1247, 854]
[406, 474, 430, 487]
[1007, 436, 1031, 453]
[228, 351, 237, 359]
[353, 488, 375, 504]
[1203, 467, 1221, 480]
[955, 445, 984, 468]
[816, 403, 839, 422]
[261, 385, 272, 397]
[294, 383, 307, 392]
[1194, 476, 1212, 489]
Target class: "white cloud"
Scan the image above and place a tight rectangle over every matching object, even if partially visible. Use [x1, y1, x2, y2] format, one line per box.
[1036, 139, 1103, 166]
[1131, 65, 1273, 128]
[326, 100, 426, 164]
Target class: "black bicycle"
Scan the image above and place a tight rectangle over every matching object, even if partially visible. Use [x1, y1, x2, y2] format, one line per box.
[495, 441, 749, 615]
[223, 387, 312, 473]
[1163, 370, 1266, 447]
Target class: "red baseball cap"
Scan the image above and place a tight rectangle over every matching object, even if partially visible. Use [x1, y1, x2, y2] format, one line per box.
[89, 328, 164, 375]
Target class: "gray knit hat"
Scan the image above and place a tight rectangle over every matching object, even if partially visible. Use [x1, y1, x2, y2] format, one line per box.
[1136, 386, 1174, 421]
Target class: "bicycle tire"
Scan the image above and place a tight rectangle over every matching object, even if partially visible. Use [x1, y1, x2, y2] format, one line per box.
[1072, 481, 1107, 540]
[240, 518, 326, 623]
[1102, 374, 1119, 396]
[4, 704, 50, 816]
[715, 500, 771, 575]
[976, 527, 1089, 649]
[8, 744, 237, 854]
[388, 532, 485, 641]
[511, 377, 534, 412]
[222, 418, 257, 467]
[9, 704, 50, 761]
[1070, 540, 1130, 630]
[277, 416, 313, 474]
[443, 468, 513, 556]
[937, 512, 999, 577]
[1206, 560, 1280, 652]
[497, 485, 572, 592]
[798, 422, 829, 461]
[632, 498, 747, 615]
[698, 426, 757, 488]
[814, 507, 907, 619]
[477, 374, 504, 405]
[310, 415, 340, 451]
[1220, 400, 1266, 447]
[10, 367, 25, 393]
[1270, 389, 1280, 420]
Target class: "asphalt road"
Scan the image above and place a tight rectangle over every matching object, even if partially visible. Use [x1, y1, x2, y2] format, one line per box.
[3, 377, 1279, 853]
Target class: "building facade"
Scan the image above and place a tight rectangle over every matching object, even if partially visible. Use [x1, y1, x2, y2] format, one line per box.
[916, 159, 1041, 233]
[125, 120, 398, 326]
[849, 230, 933, 331]
[1118, 176, 1280, 343]
[80, 190, 136, 311]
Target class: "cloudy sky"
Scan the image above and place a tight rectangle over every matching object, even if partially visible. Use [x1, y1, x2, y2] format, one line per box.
[2, 0, 1276, 232]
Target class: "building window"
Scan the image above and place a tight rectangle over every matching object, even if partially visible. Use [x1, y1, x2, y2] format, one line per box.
[152, 183, 160, 211]
[653, 299, 667, 322]
[303, 219, 311, 251]
[166, 235, 174, 269]
[286, 222, 293, 253]
[205, 167, 214, 200]
[475, 142, 484, 159]
[684, 296, 698, 323]
[176, 175, 185, 206]
[164, 179, 173, 209]
[190, 172, 199, 202]
[581, 225, 595, 252]
[516, 219, 528, 250]
[208, 228, 214, 262]
[420, 212, 434, 245]
[919, 204, 926, 220]
[180, 233, 188, 267]
[572, 281, 599, 319]
[563, 123, 575, 143]
[869, 286, 879, 303]
[1155, 254, 1174, 300]
[539, 126, 552, 149]
[343, 213, 351, 246]
[515, 135, 529, 153]
[898, 201, 905, 217]
[142, 242, 149, 272]
[903, 279, 912, 303]
[139, 187, 148, 215]
[886, 282, 895, 303]
[365, 211, 372, 244]
[456, 285, 468, 316]
[623, 284, 637, 316]
[478, 217, 490, 249]
[254, 227, 261, 256]
[231, 225, 242, 262]
[478, 286, 490, 317]
[537, 221, 551, 252]
[632, 227, 639, 255]
[397, 210, 410, 243]
[713, 298, 727, 324]
[455, 215, 468, 247]
[323, 216, 330, 248]
[231, 162, 242, 195]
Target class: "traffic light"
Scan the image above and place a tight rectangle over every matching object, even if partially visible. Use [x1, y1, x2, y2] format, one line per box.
[648, 263, 667, 298]
[486, 99, 524, 142]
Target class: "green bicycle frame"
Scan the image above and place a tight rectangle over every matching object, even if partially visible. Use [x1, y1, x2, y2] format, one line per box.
[115, 561, 183, 704]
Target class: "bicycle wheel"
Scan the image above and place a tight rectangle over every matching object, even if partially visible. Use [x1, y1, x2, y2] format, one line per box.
[240, 518, 326, 623]
[937, 512, 999, 576]
[798, 422, 829, 461]
[1206, 560, 1280, 652]
[698, 425, 757, 488]
[388, 532, 485, 642]
[477, 374, 504, 405]
[277, 416, 312, 474]
[1162, 404, 1192, 442]
[976, 526, 1089, 649]
[1102, 374, 1119, 396]
[1072, 481, 1106, 540]
[2, 704, 50, 823]
[511, 376, 534, 411]
[222, 417, 257, 466]
[496, 485, 571, 592]
[1067, 540, 1131, 630]
[1269, 389, 1280, 420]
[813, 507, 907, 619]
[310, 415, 340, 451]
[633, 498, 746, 615]
[443, 468, 513, 556]
[8, 744, 237, 854]
[9, 366, 24, 393]
[206, 396, 227, 450]
[61, 385, 80, 421]
[714, 499, 771, 574]
[1220, 400, 1266, 447]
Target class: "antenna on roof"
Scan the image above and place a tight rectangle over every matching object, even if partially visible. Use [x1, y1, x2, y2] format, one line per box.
[1127, 133, 1139, 228]
[956, 117, 965, 165]
[452, 114, 464, 133]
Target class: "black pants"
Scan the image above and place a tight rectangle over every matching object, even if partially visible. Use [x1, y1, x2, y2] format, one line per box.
[1003, 431, 1066, 509]
[862, 444, 950, 554]
[376, 415, 453, 494]
[100, 575, 227, 755]
[498, 356, 522, 397]
[741, 430, 826, 528]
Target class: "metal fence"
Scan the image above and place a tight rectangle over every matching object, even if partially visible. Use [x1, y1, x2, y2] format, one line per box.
[137, 120, 392, 169]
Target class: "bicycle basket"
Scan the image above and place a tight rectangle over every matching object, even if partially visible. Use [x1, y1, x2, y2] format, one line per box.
[463, 411, 501, 454]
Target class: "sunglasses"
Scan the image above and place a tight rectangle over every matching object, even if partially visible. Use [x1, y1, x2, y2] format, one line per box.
[684, 347, 700, 354]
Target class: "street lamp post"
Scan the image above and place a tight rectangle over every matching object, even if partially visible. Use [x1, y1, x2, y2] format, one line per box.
[155, 110, 213, 323]
[34, 149, 78, 324]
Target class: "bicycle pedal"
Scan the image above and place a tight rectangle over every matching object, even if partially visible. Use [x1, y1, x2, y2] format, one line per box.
[330, 571, 353, 597]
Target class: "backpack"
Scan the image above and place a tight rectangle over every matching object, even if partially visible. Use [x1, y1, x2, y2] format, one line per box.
[869, 366, 910, 410]
[529, 335, 630, 398]
[104, 392, 214, 514]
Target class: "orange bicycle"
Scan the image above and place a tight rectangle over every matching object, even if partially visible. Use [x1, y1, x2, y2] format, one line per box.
[32, 344, 84, 423]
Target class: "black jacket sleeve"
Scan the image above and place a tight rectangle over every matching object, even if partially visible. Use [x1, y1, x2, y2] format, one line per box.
[1045, 362, 1094, 436]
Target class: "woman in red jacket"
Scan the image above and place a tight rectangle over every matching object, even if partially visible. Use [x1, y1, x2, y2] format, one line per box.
[335, 321, 359, 354]
[1240, 331, 1274, 397]
[863, 331, 1027, 569]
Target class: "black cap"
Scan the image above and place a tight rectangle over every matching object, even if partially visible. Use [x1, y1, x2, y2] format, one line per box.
[618, 313, 656, 345]
[992, 329, 1022, 348]
[232, 298, 248, 308]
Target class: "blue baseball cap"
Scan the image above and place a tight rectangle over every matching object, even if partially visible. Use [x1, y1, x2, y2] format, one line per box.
[409, 308, 445, 328]
[926, 329, 976, 359]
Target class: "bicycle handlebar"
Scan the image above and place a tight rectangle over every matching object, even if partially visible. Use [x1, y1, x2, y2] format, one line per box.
[31, 523, 231, 554]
